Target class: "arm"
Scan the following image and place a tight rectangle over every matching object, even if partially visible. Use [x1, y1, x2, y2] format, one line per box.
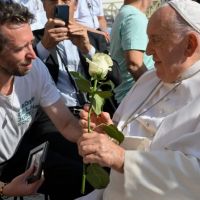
[97, 16, 108, 32]
[125, 50, 147, 81]
[43, 98, 81, 142]
[67, 21, 94, 54]
[0, 167, 43, 197]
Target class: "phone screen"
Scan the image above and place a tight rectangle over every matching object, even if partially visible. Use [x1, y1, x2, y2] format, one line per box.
[54, 5, 69, 25]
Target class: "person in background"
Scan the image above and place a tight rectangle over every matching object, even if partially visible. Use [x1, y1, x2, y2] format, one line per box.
[77, 0, 200, 199]
[74, 0, 110, 42]
[29, 0, 116, 199]
[12, 0, 47, 30]
[110, 0, 154, 104]
[0, 0, 83, 198]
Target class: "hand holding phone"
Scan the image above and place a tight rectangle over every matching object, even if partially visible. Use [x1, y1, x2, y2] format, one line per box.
[26, 142, 49, 184]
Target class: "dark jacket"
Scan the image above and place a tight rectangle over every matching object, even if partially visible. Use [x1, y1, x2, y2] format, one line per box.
[33, 28, 108, 83]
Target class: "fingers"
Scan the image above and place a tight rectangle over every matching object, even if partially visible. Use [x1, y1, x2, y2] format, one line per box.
[43, 18, 69, 47]
[46, 18, 66, 29]
[78, 133, 123, 168]
[27, 175, 44, 194]
[21, 165, 35, 178]
[78, 133, 110, 157]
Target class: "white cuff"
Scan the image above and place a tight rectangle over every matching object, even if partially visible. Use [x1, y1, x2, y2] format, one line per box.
[36, 41, 50, 61]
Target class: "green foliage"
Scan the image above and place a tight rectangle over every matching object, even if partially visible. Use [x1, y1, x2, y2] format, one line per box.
[92, 93, 105, 115]
[103, 124, 124, 144]
[86, 164, 110, 189]
[70, 72, 91, 93]
[70, 69, 124, 192]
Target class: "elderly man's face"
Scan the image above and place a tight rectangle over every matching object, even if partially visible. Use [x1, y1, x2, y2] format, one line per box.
[146, 6, 188, 83]
[43, 0, 77, 20]
[0, 23, 36, 76]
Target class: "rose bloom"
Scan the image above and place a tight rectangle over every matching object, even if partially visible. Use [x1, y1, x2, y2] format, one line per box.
[86, 53, 113, 79]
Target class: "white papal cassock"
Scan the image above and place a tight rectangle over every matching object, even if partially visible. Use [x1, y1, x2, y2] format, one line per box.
[77, 60, 200, 200]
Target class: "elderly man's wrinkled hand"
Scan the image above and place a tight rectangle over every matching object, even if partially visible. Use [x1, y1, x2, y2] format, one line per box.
[78, 131, 125, 173]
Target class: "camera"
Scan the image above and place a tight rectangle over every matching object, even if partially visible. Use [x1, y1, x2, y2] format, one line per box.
[54, 5, 69, 25]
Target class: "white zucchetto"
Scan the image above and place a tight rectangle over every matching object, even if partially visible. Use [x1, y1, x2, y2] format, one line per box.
[168, 0, 200, 34]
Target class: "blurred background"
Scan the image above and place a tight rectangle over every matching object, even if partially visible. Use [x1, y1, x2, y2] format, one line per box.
[102, 0, 164, 30]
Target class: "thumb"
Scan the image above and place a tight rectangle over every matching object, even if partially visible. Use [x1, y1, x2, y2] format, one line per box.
[23, 165, 35, 177]
[100, 112, 112, 123]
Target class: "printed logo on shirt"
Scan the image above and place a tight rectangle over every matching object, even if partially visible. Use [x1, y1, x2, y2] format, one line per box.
[18, 97, 38, 125]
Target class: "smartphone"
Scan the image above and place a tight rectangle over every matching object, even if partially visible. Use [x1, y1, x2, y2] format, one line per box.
[54, 4, 69, 25]
[26, 141, 49, 184]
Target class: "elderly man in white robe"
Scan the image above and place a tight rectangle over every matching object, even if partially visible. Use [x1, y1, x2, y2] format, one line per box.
[77, 0, 200, 199]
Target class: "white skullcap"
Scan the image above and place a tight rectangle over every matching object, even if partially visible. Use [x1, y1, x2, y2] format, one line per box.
[168, 0, 200, 34]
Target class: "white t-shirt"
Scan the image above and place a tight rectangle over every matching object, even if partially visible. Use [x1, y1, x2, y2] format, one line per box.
[0, 58, 60, 163]
[74, 0, 104, 29]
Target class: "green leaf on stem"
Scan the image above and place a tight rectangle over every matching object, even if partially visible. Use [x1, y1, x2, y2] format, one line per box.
[92, 93, 105, 115]
[96, 91, 112, 99]
[86, 164, 110, 189]
[103, 124, 124, 144]
[70, 72, 91, 93]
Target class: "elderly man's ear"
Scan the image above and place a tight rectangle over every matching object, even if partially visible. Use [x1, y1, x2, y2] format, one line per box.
[185, 33, 198, 56]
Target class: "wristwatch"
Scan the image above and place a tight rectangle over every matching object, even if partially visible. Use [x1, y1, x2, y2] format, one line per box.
[0, 182, 9, 199]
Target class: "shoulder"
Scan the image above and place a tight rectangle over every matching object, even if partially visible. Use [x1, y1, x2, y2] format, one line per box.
[30, 57, 51, 78]
[137, 69, 157, 84]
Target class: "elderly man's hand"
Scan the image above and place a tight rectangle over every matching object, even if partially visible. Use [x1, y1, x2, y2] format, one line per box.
[41, 18, 69, 49]
[79, 104, 113, 133]
[78, 131, 125, 173]
[67, 21, 93, 54]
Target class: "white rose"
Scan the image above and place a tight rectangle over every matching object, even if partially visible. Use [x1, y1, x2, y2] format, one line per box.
[86, 53, 113, 79]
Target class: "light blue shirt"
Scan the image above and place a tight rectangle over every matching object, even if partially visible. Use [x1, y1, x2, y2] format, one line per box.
[37, 40, 95, 107]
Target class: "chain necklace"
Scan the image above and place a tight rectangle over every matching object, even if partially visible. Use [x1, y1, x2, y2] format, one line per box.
[121, 80, 182, 131]
[121, 62, 200, 132]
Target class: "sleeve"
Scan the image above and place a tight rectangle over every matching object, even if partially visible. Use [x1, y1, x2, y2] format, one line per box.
[121, 14, 148, 51]
[122, 150, 200, 199]
[36, 41, 50, 61]
[33, 58, 60, 107]
[98, 0, 104, 16]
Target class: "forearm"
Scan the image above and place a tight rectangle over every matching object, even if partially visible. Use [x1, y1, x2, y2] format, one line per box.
[98, 16, 108, 32]
[125, 50, 147, 80]
[61, 117, 82, 143]
[128, 63, 147, 81]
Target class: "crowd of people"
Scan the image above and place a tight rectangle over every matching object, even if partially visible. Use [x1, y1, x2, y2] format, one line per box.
[1, 0, 200, 200]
